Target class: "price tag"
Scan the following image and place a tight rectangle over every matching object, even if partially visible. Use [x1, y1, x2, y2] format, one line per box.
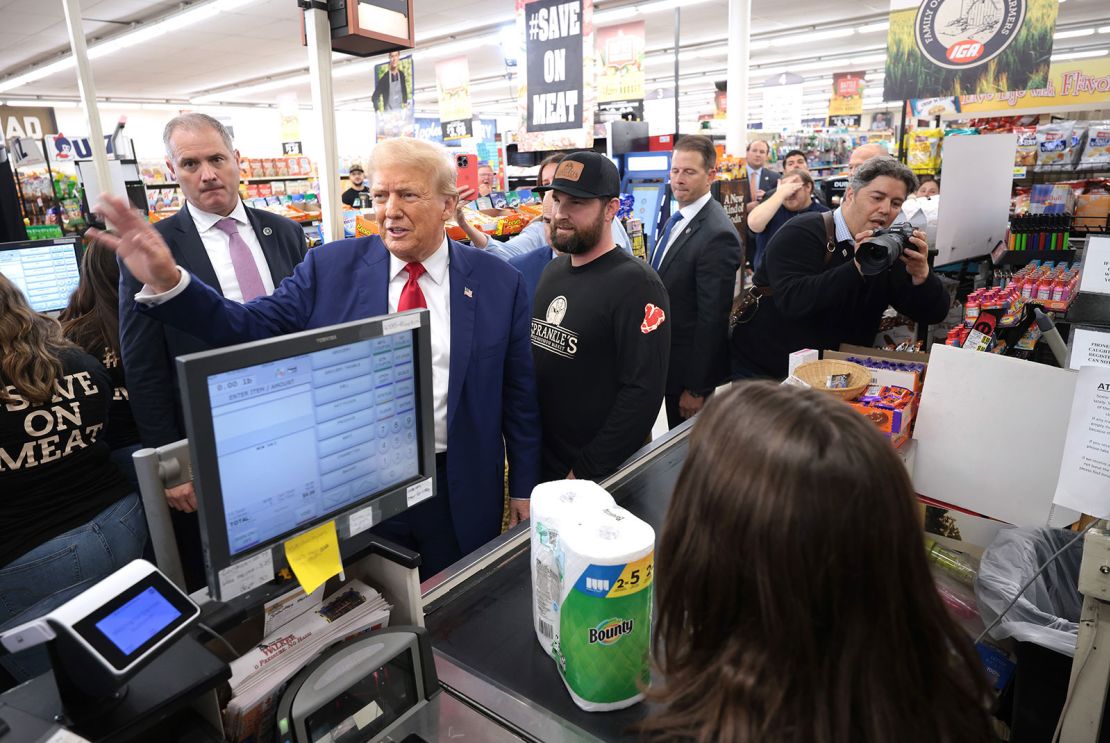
[382, 313, 421, 335]
[348, 503, 379, 537]
[218, 549, 274, 600]
[406, 478, 434, 507]
[1012, 166, 1027, 179]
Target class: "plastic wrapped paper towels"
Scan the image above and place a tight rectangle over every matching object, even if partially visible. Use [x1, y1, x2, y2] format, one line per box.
[530, 480, 655, 712]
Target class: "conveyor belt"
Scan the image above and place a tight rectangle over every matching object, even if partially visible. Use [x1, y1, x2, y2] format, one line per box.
[424, 425, 691, 742]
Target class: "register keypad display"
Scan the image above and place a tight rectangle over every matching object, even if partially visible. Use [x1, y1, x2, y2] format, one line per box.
[208, 332, 420, 555]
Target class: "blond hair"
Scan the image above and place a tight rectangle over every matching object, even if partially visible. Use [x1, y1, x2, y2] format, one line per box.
[368, 138, 457, 199]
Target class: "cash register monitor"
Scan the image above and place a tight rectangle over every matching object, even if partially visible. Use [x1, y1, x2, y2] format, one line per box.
[177, 312, 435, 597]
[0, 237, 83, 313]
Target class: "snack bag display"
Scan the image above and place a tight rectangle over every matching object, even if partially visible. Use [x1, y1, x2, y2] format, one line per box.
[1014, 127, 1038, 167]
[907, 129, 943, 174]
[1079, 121, 1110, 168]
[1036, 122, 1077, 166]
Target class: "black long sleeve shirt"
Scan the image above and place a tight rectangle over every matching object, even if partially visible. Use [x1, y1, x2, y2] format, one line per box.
[531, 249, 670, 481]
[731, 211, 950, 379]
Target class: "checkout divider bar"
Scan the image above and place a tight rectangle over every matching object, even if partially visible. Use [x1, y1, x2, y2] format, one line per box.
[420, 420, 694, 608]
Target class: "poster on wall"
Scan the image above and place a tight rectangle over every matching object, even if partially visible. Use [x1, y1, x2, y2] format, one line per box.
[883, 0, 1058, 101]
[517, 0, 595, 153]
[959, 57, 1110, 116]
[436, 57, 473, 141]
[373, 52, 415, 141]
[829, 71, 866, 121]
[277, 92, 301, 155]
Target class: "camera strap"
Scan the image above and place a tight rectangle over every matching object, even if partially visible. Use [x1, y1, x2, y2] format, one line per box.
[822, 211, 837, 259]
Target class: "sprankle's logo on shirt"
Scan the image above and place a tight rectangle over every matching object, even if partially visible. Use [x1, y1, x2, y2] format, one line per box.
[532, 295, 579, 358]
[641, 303, 665, 334]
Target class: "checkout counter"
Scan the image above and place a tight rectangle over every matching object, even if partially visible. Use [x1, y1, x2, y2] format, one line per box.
[420, 421, 692, 742]
[0, 420, 691, 743]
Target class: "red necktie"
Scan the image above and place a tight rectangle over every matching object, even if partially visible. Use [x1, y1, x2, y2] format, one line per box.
[398, 262, 427, 311]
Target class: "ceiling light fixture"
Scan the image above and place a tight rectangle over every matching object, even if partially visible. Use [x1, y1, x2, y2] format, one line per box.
[1053, 28, 1095, 39]
[1050, 48, 1108, 60]
[0, 0, 255, 94]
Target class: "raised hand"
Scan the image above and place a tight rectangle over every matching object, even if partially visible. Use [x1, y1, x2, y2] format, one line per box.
[88, 194, 180, 293]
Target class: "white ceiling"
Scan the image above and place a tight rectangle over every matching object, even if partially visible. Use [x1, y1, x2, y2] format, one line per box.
[1, 0, 1107, 119]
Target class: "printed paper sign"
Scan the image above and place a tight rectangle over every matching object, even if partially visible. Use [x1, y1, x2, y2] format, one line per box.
[1079, 236, 1110, 296]
[1053, 366, 1110, 518]
[1070, 327, 1110, 371]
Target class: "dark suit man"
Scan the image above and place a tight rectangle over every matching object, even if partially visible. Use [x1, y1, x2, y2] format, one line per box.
[119, 113, 307, 588]
[649, 135, 742, 429]
[740, 139, 780, 262]
[372, 52, 408, 112]
[95, 137, 540, 581]
[509, 245, 555, 306]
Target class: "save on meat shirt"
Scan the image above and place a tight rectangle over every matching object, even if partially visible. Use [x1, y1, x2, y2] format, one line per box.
[530, 248, 670, 482]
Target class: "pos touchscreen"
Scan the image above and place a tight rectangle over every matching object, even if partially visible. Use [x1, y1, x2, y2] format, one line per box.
[177, 311, 435, 599]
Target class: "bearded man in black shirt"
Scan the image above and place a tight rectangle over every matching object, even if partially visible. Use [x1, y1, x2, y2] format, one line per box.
[530, 152, 670, 481]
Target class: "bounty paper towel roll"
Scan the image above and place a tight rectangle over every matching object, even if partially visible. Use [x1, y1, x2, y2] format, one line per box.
[530, 480, 616, 655]
[556, 506, 655, 712]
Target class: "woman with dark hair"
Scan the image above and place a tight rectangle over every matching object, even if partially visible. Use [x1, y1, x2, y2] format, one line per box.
[60, 238, 142, 488]
[643, 382, 994, 743]
[0, 274, 147, 681]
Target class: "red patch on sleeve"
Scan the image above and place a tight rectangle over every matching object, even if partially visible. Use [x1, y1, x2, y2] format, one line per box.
[641, 303, 666, 334]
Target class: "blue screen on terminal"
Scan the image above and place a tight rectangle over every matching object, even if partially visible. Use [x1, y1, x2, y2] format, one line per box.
[94, 586, 182, 656]
[207, 331, 420, 556]
[0, 241, 82, 313]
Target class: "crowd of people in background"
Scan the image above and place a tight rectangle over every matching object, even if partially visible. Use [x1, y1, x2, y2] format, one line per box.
[0, 118, 993, 742]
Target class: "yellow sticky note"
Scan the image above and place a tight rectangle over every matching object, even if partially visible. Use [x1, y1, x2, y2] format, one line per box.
[283, 521, 342, 595]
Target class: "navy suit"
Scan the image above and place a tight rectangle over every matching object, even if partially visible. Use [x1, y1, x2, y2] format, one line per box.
[655, 199, 742, 429]
[507, 245, 554, 306]
[119, 203, 308, 449]
[137, 235, 541, 561]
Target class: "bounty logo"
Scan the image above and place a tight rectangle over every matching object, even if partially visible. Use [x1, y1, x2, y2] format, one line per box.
[589, 618, 634, 646]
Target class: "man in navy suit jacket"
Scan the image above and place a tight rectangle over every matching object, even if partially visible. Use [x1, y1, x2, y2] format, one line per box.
[119, 114, 308, 589]
[507, 192, 558, 305]
[95, 138, 541, 580]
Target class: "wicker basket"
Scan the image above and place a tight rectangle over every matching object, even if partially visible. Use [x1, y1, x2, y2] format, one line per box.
[793, 360, 871, 400]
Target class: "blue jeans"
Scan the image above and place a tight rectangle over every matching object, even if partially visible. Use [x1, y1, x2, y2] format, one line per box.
[0, 493, 148, 680]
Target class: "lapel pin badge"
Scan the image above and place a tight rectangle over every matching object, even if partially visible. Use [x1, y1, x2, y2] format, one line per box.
[464, 287, 473, 298]
[262, 227, 273, 236]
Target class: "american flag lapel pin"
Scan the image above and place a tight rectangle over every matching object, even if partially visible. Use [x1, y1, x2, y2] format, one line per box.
[464, 287, 473, 298]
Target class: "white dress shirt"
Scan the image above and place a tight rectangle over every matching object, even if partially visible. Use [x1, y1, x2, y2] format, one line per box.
[652, 190, 713, 268]
[186, 200, 275, 302]
[389, 236, 451, 453]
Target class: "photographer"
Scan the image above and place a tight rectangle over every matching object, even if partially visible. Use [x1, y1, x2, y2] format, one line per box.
[731, 157, 949, 380]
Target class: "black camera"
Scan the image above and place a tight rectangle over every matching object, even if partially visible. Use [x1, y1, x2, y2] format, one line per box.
[856, 222, 915, 276]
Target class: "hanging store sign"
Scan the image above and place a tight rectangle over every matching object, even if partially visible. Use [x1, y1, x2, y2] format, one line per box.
[436, 57, 473, 141]
[1, 105, 57, 141]
[374, 53, 416, 141]
[761, 72, 805, 134]
[517, 0, 595, 152]
[883, 0, 1058, 101]
[47, 133, 134, 163]
[596, 21, 644, 103]
[829, 71, 866, 119]
[959, 57, 1110, 116]
[9, 137, 45, 168]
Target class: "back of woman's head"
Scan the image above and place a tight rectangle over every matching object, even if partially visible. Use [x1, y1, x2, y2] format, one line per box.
[60, 238, 121, 355]
[0, 274, 74, 405]
[645, 381, 992, 743]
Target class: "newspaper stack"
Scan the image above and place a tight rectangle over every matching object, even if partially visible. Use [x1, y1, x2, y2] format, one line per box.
[223, 579, 392, 743]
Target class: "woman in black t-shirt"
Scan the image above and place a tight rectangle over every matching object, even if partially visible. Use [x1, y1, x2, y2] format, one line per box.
[0, 275, 148, 681]
[60, 239, 142, 488]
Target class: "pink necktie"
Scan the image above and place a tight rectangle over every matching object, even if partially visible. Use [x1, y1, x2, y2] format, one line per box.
[214, 217, 266, 302]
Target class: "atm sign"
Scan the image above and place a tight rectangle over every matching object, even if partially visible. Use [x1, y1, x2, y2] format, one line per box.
[946, 40, 985, 64]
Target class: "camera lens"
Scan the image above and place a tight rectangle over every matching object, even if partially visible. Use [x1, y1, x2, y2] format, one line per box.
[857, 232, 906, 276]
